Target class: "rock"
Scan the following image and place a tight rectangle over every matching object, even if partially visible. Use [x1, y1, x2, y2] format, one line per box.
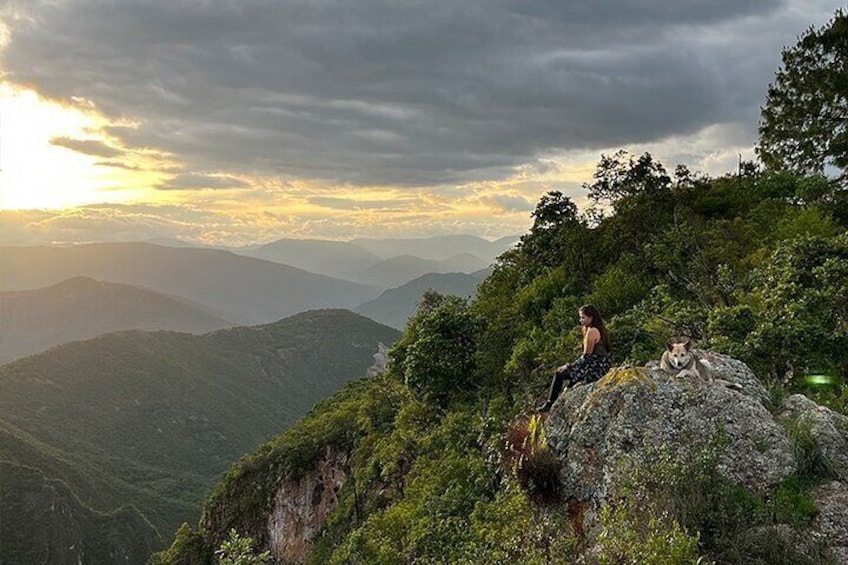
[779, 394, 848, 481]
[267, 446, 348, 564]
[545, 354, 796, 536]
[811, 481, 848, 564]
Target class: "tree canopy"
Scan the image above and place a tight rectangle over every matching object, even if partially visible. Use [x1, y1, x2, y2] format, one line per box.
[758, 9, 848, 183]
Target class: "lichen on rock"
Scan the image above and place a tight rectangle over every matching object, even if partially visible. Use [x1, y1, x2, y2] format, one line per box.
[544, 352, 796, 536]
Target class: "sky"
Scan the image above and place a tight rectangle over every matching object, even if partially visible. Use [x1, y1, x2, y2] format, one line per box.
[0, 0, 843, 246]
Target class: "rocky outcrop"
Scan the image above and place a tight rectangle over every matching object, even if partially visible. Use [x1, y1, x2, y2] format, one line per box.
[778, 394, 848, 561]
[779, 393, 848, 480]
[267, 447, 348, 564]
[545, 352, 796, 534]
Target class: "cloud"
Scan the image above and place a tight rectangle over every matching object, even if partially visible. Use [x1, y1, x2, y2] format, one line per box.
[156, 173, 250, 191]
[96, 160, 142, 170]
[4, 0, 842, 190]
[49, 136, 123, 158]
[484, 194, 536, 213]
[308, 196, 412, 210]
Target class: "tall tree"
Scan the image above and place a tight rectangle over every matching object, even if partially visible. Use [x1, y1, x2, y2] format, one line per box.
[758, 9, 848, 183]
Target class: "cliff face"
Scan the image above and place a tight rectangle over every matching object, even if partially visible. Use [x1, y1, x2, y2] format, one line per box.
[161, 353, 848, 564]
[267, 447, 348, 563]
[544, 351, 848, 560]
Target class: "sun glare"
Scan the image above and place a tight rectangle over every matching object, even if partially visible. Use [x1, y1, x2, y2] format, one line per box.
[0, 84, 160, 210]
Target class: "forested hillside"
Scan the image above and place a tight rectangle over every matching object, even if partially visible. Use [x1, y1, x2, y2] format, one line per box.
[0, 310, 399, 564]
[0, 277, 234, 362]
[156, 148, 848, 562]
[155, 147, 848, 563]
[155, 12, 848, 555]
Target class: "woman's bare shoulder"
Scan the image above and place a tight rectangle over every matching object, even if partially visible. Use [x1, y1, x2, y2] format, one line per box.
[585, 327, 600, 340]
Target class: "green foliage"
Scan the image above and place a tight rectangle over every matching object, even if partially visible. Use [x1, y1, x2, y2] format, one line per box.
[158, 374, 405, 564]
[747, 234, 848, 380]
[784, 416, 837, 483]
[327, 407, 495, 564]
[161, 146, 848, 564]
[460, 488, 577, 564]
[148, 523, 210, 565]
[214, 530, 270, 565]
[758, 8, 848, 182]
[389, 292, 482, 404]
[611, 433, 834, 564]
[595, 503, 704, 565]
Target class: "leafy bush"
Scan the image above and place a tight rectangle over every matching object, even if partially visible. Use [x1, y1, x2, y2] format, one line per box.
[215, 530, 270, 565]
[389, 292, 482, 404]
[609, 432, 835, 564]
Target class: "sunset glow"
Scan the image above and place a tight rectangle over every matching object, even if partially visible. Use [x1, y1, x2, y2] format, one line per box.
[0, 84, 163, 210]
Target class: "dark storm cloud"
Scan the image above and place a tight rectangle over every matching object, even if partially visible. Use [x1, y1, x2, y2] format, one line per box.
[1, 0, 830, 185]
[50, 136, 123, 158]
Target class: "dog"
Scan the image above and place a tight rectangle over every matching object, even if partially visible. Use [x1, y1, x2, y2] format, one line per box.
[660, 338, 742, 390]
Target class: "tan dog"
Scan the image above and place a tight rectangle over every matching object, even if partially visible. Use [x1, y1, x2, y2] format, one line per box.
[660, 338, 742, 390]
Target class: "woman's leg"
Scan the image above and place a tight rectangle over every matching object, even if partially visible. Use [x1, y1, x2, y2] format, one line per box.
[537, 365, 571, 412]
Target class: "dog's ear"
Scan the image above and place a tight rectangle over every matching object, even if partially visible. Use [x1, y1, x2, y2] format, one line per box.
[666, 340, 675, 351]
[682, 338, 692, 351]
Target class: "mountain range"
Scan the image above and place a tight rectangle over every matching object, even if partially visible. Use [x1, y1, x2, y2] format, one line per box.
[351, 234, 519, 262]
[235, 235, 517, 288]
[0, 277, 233, 363]
[0, 310, 400, 564]
[0, 243, 379, 324]
[355, 272, 484, 329]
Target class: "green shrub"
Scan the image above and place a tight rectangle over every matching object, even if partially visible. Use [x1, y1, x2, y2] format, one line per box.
[389, 292, 482, 404]
[214, 530, 270, 565]
[595, 502, 704, 565]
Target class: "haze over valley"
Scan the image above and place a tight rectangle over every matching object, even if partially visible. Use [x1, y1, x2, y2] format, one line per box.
[1, 1, 845, 563]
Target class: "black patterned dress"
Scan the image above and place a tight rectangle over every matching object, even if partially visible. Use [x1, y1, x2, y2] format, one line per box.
[541, 341, 612, 409]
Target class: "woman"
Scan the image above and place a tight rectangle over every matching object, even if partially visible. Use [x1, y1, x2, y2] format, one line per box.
[536, 304, 611, 412]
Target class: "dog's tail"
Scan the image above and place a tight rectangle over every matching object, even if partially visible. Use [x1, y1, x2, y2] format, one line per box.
[714, 378, 743, 391]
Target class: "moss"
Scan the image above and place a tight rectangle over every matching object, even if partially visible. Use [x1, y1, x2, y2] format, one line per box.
[595, 366, 656, 392]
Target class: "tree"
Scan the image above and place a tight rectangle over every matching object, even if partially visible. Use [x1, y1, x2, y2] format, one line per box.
[388, 292, 481, 404]
[758, 9, 848, 183]
[585, 150, 672, 214]
[517, 191, 589, 279]
[747, 234, 848, 381]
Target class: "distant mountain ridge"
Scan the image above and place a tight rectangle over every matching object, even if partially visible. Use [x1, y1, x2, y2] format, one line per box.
[351, 234, 519, 263]
[349, 254, 488, 288]
[0, 309, 400, 564]
[0, 243, 380, 324]
[0, 277, 234, 363]
[240, 238, 383, 279]
[232, 235, 518, 286]
[355, 272, 482, 329]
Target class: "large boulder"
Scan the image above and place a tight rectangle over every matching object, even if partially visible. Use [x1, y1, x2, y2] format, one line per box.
[544, 352, 796, 534]
[779, 393, 848, 481]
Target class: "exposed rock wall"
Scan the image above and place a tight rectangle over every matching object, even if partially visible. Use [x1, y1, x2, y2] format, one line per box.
[267, 447, 348, 564]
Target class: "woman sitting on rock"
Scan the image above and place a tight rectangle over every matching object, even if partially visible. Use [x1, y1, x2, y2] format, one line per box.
[536, 304, 612, 412]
